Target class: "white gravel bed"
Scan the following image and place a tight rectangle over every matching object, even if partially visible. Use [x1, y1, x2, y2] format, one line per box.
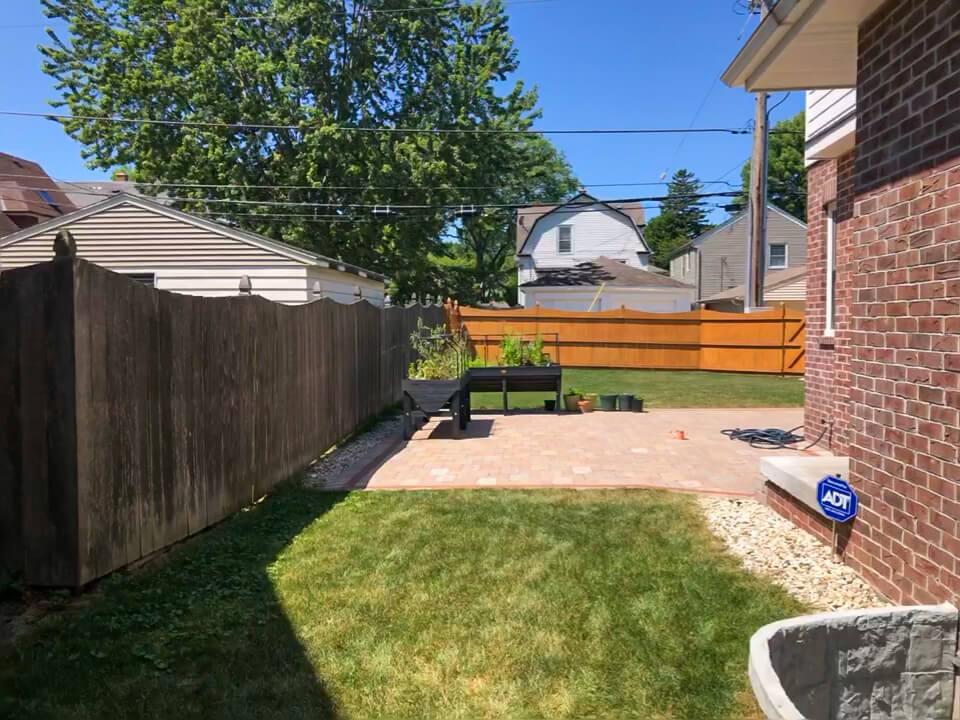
[303, 416, 401, 488]
[698, 496, 889, 612]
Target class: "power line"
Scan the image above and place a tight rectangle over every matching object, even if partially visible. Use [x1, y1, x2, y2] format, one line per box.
[0, 170, 747, 191]
[0, 110, 804, 136]
[12, 183, 756, 209]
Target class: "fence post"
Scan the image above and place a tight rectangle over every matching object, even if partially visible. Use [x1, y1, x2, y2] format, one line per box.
[780, 302, 788, 376]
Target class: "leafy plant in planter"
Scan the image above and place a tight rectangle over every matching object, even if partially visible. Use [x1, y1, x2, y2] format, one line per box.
[563, 387, 582, 412]
[408, 320, 481, 379]
[498, 332, 552, 367]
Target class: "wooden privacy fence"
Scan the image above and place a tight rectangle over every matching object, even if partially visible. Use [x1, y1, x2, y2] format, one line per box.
[445, 301, 806, 374]
[0, 257, 442, 586]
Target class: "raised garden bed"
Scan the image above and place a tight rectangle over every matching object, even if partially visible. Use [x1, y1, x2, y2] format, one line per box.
[466, 365, 562, 413]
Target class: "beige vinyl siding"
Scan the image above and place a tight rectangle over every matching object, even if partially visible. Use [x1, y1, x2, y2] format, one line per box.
[307, 266, 385, 306]
[0, 204, 306, 268]
[668, 249, 699, 291]
[696, 208, 806, 301]
[765, 276, 806, 302]
[0, 202, 320, 303]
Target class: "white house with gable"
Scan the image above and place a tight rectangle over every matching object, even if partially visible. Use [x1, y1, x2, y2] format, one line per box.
[515, 192, 695, 312]
[0, 193, 385, 305]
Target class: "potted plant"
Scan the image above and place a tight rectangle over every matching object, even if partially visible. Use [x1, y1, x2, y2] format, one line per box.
[576, 398, 594, 413]
[582, 392, 598, 411]
[563, 387, 582, 412]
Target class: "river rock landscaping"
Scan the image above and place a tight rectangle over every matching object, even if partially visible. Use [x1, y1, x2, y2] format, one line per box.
[698, 496, 887, 612]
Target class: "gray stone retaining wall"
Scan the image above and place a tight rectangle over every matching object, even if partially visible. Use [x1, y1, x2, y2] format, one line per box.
[749, 604, 957, 720]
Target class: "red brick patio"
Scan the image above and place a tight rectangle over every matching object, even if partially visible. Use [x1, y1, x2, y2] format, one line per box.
[326, 408, 807, 496]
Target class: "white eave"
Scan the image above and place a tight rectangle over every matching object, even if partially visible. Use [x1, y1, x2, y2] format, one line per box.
[721, 0, 885, 92]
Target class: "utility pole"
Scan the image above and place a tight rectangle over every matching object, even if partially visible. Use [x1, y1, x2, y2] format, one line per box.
[744, 0, 772, 313]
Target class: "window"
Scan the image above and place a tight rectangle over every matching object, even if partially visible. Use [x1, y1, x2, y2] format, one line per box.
[124, 273, 156, 288]
[683, 253, 691, 274]
[768, 243, 787, 269]
[825, 204, 837, 336]
[557, 225, 572, 254]
[37, 189, 59, 212]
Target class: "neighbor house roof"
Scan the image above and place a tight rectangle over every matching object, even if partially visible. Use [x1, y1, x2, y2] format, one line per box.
[699, 265, 806, 304]
[0, 192, 386, 282]
[0, 152, 77, 233]
[520, 256, 694, 289]
[516, 192, 648, 254]
[56, 180, 160, 208]
[666, 203, 806, 260]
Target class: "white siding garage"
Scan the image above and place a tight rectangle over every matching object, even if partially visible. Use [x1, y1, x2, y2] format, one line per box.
[0, 193, 385, 305]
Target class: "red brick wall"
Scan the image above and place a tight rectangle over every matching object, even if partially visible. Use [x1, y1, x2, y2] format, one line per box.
[832, 0, 960, 605]
[804, 154, 856, 454]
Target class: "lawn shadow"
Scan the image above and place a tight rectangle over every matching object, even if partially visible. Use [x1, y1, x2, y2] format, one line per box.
[0, 486, 351, 720]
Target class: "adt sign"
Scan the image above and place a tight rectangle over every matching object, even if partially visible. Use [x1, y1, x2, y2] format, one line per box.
[817, 475, 858, 523]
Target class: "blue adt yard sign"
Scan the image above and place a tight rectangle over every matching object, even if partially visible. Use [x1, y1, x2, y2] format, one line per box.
[817, 475, 858, 523]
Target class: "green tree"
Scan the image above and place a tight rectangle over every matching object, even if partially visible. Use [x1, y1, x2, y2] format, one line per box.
[39, 0, 564, 301]
[737, 111, 806, 221]
[436, 135, 577, 305]
[645, 169, 710, 266]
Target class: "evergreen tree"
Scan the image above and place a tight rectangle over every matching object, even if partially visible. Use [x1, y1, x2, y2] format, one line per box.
[644, 169, 710, 266]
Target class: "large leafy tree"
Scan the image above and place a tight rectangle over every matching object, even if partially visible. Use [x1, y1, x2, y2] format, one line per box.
[644, 169, 710, 267]
[436, 135, 577, 305]
[737, 111, 806, 221]
[39, 0, 568, 301]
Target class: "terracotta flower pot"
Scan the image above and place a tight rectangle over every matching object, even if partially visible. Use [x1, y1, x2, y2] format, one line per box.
[577, 399, 594, 413]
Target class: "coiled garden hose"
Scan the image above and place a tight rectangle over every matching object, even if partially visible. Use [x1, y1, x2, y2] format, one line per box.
[721, 423, 829, 451]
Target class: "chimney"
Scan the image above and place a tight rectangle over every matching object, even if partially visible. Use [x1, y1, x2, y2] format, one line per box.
[114, 171, 129, 182]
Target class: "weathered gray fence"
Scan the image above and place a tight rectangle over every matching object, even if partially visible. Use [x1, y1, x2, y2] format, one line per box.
[0, 257, 442, 586]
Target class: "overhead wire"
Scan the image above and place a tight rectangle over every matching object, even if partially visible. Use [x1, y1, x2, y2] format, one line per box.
[0, 170, 750, 192]
[0, 110, 805, 136]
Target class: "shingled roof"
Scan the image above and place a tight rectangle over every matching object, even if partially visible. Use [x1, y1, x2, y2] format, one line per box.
[515, 192, 648, 253]
[521, 256, 693, 288]
[0, 152, 77, 235]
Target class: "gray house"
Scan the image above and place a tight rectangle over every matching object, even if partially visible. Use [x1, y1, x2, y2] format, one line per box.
[668, 204, 806, 303]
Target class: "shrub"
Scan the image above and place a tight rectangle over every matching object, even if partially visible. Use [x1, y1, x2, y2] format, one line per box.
[498, 332, 552, 367]
[408, 321, 476, 379]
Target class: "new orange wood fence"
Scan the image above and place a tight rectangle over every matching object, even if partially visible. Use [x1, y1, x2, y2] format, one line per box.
[445, 302, 806, 374]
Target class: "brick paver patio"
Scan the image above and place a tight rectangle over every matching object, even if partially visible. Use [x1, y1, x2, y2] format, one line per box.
[330, 408, 806, 496]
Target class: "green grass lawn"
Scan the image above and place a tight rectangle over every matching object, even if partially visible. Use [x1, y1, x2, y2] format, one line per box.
[471, 368, 804, 410]
[0, 487, 802, 720]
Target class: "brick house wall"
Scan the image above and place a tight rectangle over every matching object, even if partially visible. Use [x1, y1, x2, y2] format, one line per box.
[803, 153, 856, 454]
[769, 0, 960, 605]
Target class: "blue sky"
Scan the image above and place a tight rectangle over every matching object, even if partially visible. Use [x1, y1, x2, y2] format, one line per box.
[0, 1, 803, 222]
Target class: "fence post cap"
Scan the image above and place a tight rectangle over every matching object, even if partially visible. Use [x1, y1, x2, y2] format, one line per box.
[238, 275, 252, 294]
[54, 229, 77, 258]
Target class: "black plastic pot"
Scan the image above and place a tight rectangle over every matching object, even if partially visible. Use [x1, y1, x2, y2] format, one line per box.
[617, 393, 634, 411]
[631, 397, 644, 412]
[544, 399, 556, 411]
[598, 394, 618, 411]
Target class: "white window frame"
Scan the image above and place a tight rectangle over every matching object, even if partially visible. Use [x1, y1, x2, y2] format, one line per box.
[557, 225, 573, 254]
[825, 203, 837, 337]
[768, 243, 788, 269]
[683, 253, 690, 274]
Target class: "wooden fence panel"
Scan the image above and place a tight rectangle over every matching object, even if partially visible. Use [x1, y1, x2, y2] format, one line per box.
[0, 258, 441, 586]
[449, 302, 805, 375]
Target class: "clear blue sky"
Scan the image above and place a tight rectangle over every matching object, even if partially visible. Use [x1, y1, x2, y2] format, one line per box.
[0, 1, 803, 222]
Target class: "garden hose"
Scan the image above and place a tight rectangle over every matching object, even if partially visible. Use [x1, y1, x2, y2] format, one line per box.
[721, 424, 829, 451]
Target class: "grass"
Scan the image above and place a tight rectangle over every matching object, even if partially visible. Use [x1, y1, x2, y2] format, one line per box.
[0, 487, 803, 719]
[471, 368, 804, 410]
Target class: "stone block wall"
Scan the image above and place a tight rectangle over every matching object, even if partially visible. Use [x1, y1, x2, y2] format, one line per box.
[750, 604, 958, 720]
